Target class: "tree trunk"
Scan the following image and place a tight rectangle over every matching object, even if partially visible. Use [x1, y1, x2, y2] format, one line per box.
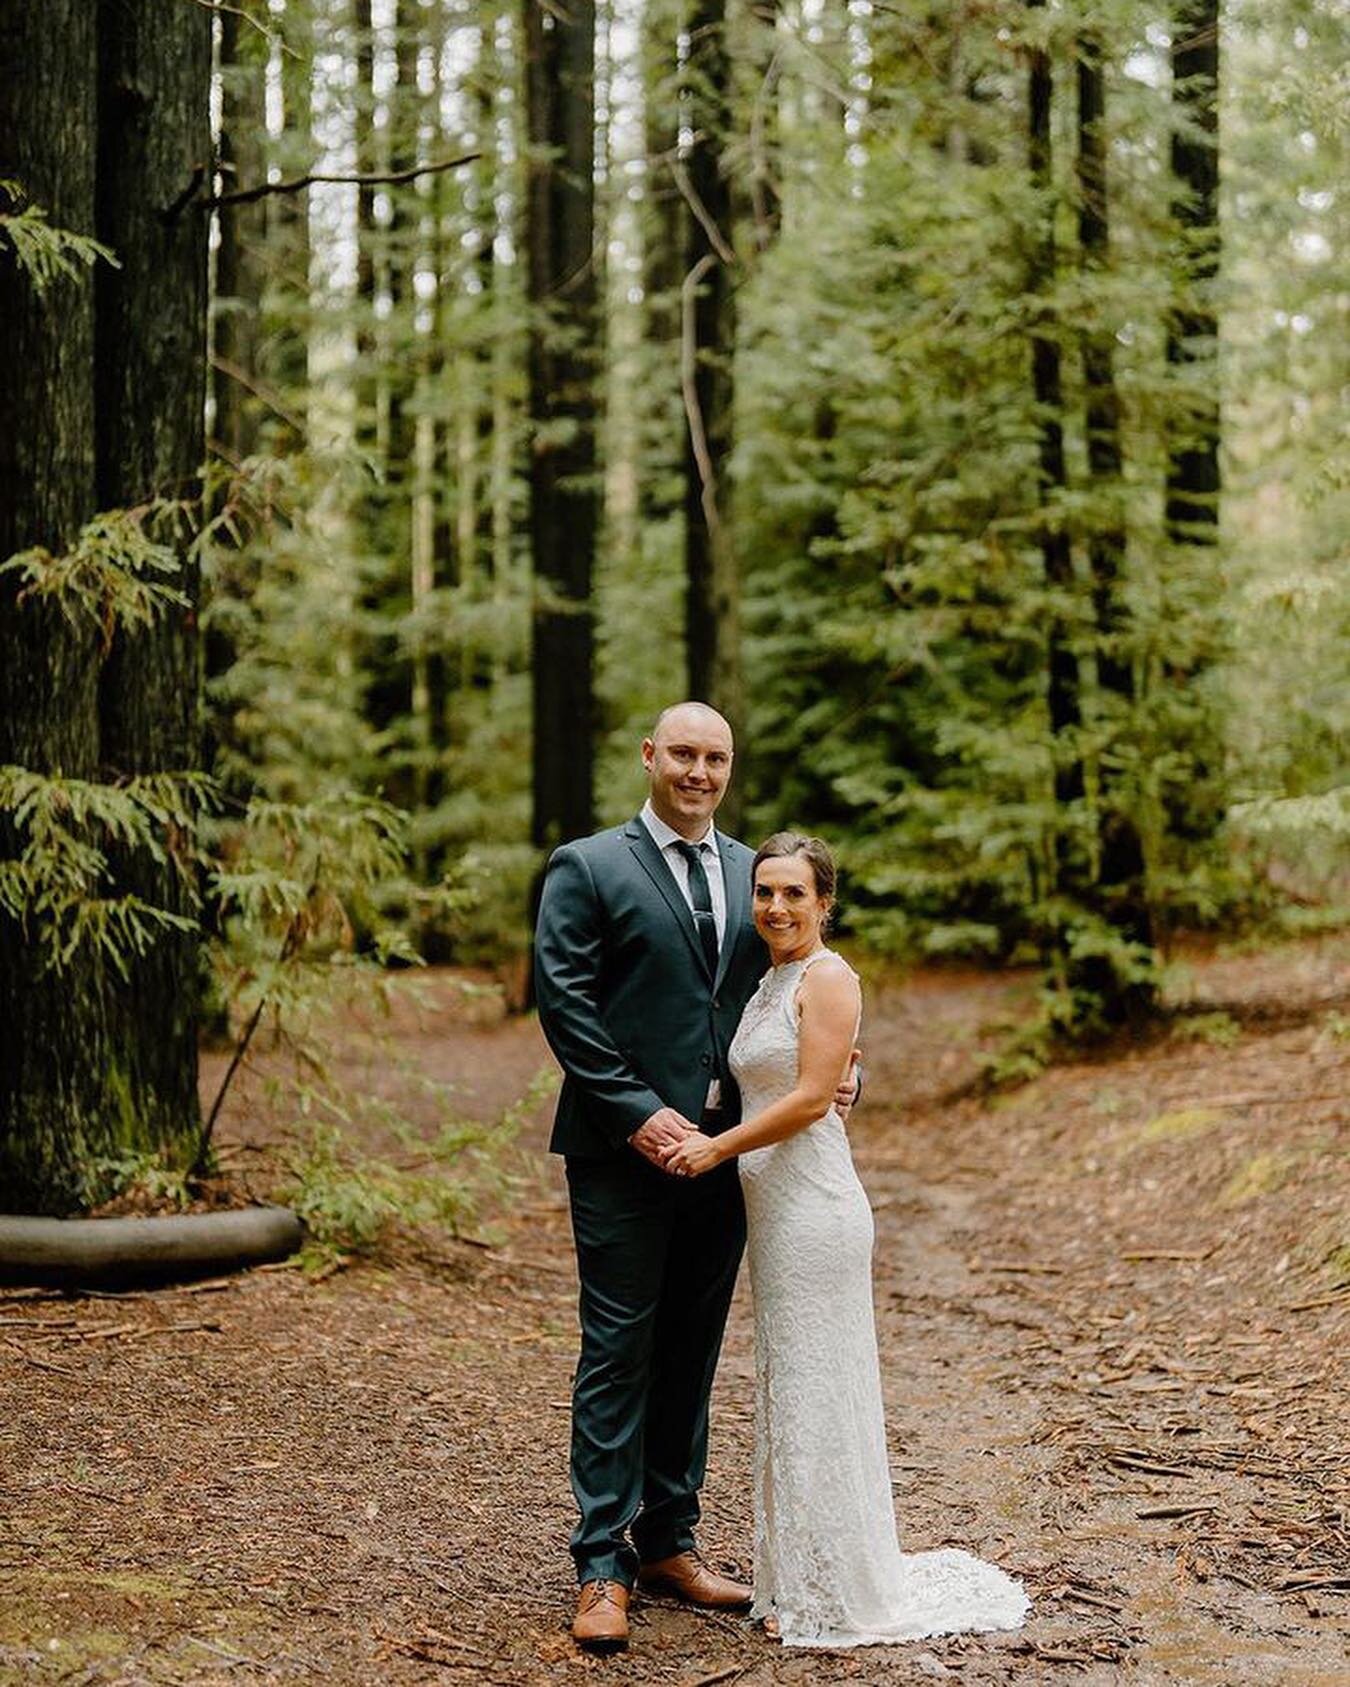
[204, 0, 268, 811]
[683, 0, 742, 782]
[211, 1, 267, 464]
[1026, 2, 1081, 811]
[1162, 0, 1223, 847]
[0, 0, 210, 1211]
[94, 0, 211, 1174]
[351, 0, 407, 746]
[1165, 0, 1220, 546]
[1075, 31, 1154, 1020]
[269, 0, 313, 426]
[0, 0, 109, 1214]
[524, 0, 598, 851]
[638, 0, 685, 544]
[748, 0, 782, 250]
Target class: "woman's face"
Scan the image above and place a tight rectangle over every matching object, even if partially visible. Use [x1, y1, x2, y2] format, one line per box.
[752, 853, 830, 960]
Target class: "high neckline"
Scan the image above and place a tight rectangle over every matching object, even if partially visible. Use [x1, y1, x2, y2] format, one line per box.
[767, 944, 829, 974]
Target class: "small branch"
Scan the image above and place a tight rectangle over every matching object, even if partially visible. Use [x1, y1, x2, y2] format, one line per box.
[200, 152, 480, 212]
[669, 157, 736, 265]
[208, 353, 308, 441]
[198, 863, 319, 1168]
[680, 252, 726, 558]
[161, 164, 207, 223]
[189, 0, 301, 56]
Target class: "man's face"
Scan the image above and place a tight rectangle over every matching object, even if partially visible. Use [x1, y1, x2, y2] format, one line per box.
[642, 708, 734, 837]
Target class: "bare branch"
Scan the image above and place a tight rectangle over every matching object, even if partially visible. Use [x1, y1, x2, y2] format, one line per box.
[197, 153, 481, 212]
[669, 157, 736, 266]
[680, 252, 726, 556]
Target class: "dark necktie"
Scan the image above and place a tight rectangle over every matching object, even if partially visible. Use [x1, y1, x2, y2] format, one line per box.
[675, 840, 719, 977]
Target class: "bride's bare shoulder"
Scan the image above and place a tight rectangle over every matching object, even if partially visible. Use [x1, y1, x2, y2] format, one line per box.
[798, 951, 861, 1006]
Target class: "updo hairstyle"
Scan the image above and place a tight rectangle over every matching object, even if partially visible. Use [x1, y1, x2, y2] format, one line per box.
[751, 832, 838, 904]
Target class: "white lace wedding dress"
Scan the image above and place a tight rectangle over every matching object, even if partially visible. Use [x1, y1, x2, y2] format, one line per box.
[729, 949, 1030, 1648]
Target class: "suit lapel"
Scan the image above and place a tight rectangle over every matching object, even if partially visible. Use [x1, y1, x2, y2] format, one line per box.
[714, 833, 749, 991]
[624, 819, 712, 979]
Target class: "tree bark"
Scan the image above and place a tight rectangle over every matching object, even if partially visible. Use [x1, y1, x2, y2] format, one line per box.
[0, 0, 210, 1211]
[1075, 31, 1154, 1020]
[638, 0, 685, 546]
[94, 0, 211, 1176]
[1026, 2, 1081, 811]
[1161, 0, 1223, 848]
[212, 0, 267, 464]
[682, 0, 742, 778]
[1165, 0, 1220, 546]
[0, 0, 108, 1213]
[269, 0, 314, 422]
[525, 0, 598, 851]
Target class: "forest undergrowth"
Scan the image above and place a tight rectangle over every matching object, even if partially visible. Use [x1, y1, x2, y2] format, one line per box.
[1, 932, 1347, 1686]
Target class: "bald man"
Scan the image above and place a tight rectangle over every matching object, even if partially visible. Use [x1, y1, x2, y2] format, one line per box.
[534, 703, 763, 1650]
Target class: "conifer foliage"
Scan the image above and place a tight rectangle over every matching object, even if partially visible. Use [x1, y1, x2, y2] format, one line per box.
[0, 0, 1343, 1208]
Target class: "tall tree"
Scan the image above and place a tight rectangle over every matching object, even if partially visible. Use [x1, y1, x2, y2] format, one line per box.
[94, 0, 212, 1177]
[682, 0, 743, 756]
[212, 2, 267, 463]
[0, 0, 106, 1213]
[1074, 24, 1153, 1017]
[0, 0, 210, 1211]
[1025, 3, 1084, 868]
[270, 0, 314, 421]
[1161, 0, 1223, 848]
[1165, 0, 1220, 549]
[524, 0, 599, 850]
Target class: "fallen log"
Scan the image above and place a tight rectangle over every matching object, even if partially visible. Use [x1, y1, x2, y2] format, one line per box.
[0, 1207, 304, 1289]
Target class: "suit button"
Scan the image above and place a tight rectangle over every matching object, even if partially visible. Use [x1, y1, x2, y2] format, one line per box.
[700, 1054, 712, 1068]
[712, 998, 721, 1010]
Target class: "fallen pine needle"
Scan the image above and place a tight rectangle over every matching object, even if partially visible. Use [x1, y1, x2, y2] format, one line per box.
[1120, 1248, 1215, 1263]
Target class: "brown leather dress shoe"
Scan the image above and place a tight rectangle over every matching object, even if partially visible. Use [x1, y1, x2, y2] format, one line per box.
[572, 1579, 630, 1652]
[637, 1551, 752, 1609]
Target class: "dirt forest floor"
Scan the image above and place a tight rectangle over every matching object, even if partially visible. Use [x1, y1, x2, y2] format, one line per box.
[3, 935, 1349, 1687]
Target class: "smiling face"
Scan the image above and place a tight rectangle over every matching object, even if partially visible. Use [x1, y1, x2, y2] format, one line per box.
[752, 853, 832, 965]
[642, 704, 734, 839]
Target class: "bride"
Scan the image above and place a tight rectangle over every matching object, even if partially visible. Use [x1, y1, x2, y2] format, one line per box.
[664, 832, 1030, 1649]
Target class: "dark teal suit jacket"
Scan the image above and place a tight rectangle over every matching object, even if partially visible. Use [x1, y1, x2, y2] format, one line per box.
[535, 816, 768, 1157]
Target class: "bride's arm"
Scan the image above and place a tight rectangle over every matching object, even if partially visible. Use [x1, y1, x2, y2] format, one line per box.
[664, 961, 861, 1175]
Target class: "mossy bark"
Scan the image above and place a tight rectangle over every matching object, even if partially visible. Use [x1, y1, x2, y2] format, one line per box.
[94, 0, 211, 1187]
[0, 0, 209, 1213]
[0, 0, 111, 1214]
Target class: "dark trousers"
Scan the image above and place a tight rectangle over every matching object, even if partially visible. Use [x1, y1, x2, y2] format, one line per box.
[565, 1147, 746, 1587]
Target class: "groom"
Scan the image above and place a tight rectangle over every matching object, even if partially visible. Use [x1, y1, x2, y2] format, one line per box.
[534, 702, 766, 1652]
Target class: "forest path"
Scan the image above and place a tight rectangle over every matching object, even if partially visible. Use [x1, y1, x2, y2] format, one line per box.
[2, 936, 1348, 1686]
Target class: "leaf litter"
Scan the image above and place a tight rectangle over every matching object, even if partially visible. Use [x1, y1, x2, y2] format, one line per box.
[1, 933, 1347, 1683]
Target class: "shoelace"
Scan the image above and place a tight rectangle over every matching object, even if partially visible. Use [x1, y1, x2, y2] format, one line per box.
[583, 1579, 624, 1610]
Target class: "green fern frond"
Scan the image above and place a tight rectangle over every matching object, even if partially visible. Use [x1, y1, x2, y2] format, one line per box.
[0, 181, 120, 292]
[1, 505, 192, 646]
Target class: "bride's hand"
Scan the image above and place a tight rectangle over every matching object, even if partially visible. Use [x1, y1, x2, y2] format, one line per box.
[663, 1131, 723, 1178]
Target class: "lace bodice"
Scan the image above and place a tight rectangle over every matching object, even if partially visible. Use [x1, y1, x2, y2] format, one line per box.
[728, 948, 1029, 1648]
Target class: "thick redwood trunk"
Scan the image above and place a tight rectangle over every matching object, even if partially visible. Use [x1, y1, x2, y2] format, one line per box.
[0, 0, 209, 1210]
[0, 1, 107, 1213]
[94, 0, 211, 1173]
